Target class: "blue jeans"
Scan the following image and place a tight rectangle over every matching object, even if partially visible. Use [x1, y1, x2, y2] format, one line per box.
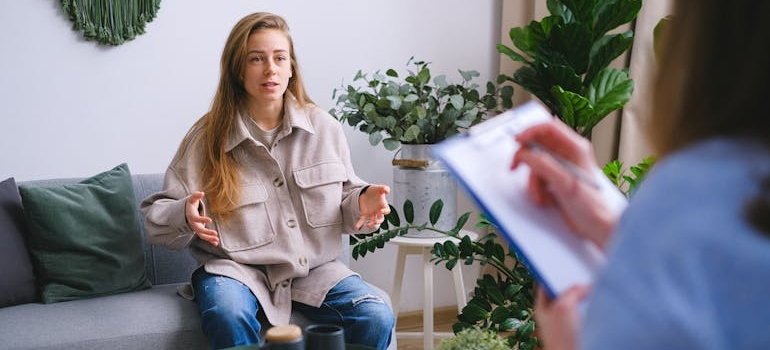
[192, 268, 394, 350]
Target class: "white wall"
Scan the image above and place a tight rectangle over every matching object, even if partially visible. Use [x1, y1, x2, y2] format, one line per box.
[0, 0, 501, 312]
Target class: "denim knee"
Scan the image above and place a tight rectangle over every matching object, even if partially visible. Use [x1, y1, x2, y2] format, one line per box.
[331, 276, 395, 349]
[351, 292, 396, 331]
[192, 269, 262, 349]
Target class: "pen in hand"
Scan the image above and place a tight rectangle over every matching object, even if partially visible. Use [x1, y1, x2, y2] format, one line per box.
[523, 141, 601, 190]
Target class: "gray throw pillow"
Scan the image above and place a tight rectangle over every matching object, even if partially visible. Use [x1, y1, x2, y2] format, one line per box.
[0, 177, 37, 307]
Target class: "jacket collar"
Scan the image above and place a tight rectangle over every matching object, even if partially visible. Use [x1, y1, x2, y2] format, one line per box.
[225, 92, 316, 152]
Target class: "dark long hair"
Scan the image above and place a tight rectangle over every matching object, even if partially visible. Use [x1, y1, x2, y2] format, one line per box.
[650, 1, 770, 235]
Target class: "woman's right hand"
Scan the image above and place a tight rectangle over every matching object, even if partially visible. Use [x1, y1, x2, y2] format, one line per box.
[186, 191, 219, 246]
[511, 120, 618, 249]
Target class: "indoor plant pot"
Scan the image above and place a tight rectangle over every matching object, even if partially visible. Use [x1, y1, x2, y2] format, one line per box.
[331, 57, 513, 238]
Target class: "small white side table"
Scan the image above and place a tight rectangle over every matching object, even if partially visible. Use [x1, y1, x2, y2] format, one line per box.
[389, 230, 479, 350]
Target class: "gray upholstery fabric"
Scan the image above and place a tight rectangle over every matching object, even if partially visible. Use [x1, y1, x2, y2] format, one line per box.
[0, 173, 396, 350]
[0, 177, 37, 307]
[0, 284, 207, 350]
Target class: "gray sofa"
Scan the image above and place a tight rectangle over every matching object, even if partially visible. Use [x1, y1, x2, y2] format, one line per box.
[0, 173, 396, 350]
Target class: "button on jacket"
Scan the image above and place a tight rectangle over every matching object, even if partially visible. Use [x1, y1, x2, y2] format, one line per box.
[140, 93, 370, 326]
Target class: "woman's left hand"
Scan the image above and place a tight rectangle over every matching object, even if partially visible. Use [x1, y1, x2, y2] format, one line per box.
[356, 184, 391, 230]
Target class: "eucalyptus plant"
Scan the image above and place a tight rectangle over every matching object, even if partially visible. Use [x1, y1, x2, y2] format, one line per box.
[330, 57, 513, 151]
[497, 0, 642, 137]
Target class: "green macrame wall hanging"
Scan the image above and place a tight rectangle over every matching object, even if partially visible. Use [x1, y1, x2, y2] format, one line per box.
[60, 0, 161, 46]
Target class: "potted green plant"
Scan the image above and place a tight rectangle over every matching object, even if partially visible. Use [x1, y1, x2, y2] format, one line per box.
[331, 57, 513, 237]
[330, 57, 514, 151]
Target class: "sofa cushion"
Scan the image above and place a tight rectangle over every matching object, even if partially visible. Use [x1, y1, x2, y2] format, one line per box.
[0, 177, 38, 307]
[0, 283, 207, 350]
[18, 163, 151, 303]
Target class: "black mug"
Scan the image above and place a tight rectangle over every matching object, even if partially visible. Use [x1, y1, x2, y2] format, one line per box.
[304, 324, 345, 350]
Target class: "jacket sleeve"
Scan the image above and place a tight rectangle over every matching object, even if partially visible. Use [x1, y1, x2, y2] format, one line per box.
[331, 118, 371, 234]
[140, 168, 198, 250]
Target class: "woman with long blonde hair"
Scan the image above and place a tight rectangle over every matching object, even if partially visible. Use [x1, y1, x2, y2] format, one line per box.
[142, 12, 394, 349]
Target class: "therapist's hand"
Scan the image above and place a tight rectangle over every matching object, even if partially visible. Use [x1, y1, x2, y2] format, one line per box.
[511, 120, 618, 249]
[534, 284, 589, 350]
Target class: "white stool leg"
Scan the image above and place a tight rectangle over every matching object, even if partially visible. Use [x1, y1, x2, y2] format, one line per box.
[423, 247, 434, 350]
[451, 264, 467, 313]
[391, 246, 408, 320]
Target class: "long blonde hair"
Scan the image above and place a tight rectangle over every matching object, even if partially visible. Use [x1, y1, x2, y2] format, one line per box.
[188, 12, 313, 218]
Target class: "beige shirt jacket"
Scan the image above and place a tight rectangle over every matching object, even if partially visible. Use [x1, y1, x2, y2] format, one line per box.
[140, 94, 370, 326]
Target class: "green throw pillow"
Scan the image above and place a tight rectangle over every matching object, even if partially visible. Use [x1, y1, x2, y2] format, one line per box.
[19, 163, 151, 303]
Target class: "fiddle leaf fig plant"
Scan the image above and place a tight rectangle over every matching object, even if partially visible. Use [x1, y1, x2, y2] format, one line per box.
[497, 0, 642, 137]
[330, 57, 513, 151]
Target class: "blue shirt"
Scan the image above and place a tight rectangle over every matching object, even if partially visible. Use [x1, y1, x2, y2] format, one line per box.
[581, 138, 770, 350]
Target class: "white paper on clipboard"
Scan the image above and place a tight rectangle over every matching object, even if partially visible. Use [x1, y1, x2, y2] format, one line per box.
[432, 101, 625, 297]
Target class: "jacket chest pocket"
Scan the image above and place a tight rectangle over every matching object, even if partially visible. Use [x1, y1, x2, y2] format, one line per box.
[293, 162, 346, 228]
[220, 184, 275, 252]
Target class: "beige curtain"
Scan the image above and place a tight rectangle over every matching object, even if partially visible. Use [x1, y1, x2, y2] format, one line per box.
[617, 1, 673, 166]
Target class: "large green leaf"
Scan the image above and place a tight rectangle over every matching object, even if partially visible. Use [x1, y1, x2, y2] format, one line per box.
[544, 64, 582, 94]
[496, 43, 530, 65]
[551, 86, 594, 132]
[510, 22, 549, 62]
[546, 0, 573, 22]
[512, 66, 556, 112]
[586, 31, 634, 83]
[586, 68, 634, 128]
[594, 0, 642, 39]
[559, 0, 596, 24]
[551, 22, 592, 74]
